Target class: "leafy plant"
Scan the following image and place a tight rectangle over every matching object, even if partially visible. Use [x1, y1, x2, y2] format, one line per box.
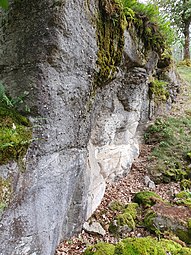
[118, 0, 174, 52]
[0, 82, 30, 112]
[0, 83, 32, 165]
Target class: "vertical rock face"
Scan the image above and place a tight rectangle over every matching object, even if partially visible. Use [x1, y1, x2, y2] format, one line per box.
[0, 1, 179, 255]
[0, 1, 98, 254]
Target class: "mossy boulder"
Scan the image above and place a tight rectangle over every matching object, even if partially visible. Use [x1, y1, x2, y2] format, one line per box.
[133, 191, 163, 207]
[83, 237, 191, 255]
[109, 203, 138, 236]
[143, 203, 191, 244]
[115, 237, 186, 255]
[83, 242, 115, 255]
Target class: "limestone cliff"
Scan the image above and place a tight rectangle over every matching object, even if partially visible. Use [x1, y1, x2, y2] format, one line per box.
[0, 1, 180, 255]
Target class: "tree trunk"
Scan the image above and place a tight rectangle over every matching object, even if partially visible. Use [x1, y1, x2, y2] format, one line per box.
[183, 20, 191, 60]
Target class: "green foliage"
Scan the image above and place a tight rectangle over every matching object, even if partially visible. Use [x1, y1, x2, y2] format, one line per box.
[180, 179, 191, 190]
[151, 0, 191, 33]
[151, 0, 191, 60]
[120, 0, 174, 52]
[0, 82, 30, 112]
[0, 0, 8, 9]
[0, 84, 32, 166]
[145, 116, 191, 183]
[177, 60, 191, 67]
[0, 107, 32, 165]
[175, 191, 191, 208]
[143, 209, 160, 235]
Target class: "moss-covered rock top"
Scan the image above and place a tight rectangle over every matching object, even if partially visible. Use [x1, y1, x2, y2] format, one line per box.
[133, 191, 162, 207]
[109, 203, 138, 236]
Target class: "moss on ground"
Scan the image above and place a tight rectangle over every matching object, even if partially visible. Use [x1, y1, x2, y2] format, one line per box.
[175, 228, 191, 245]
[109, 203, 138, 236]
[83, 242, 115, 255]
[133, 191, 162, 207]
[83, 237, 191, 255]
[109, 201, 125, 212]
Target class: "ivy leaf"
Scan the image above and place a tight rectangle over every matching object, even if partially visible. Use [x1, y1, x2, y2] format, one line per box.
[0, 0, 9, 10]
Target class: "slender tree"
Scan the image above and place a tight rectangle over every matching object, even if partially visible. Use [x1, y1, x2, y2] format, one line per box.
[151, 0, 191, 60]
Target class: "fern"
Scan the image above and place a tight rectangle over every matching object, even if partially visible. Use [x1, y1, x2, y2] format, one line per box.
[0, 82, 29, 111]
[0, 83, 13, 107]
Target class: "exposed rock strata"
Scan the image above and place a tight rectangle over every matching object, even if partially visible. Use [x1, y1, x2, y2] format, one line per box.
[0, 1, 180, 255]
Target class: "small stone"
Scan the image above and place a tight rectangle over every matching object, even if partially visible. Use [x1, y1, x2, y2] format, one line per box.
[144, 175, 151, 186]
[144, 175, 156, 189]
[148, 180, 156, 190]
[83, 221, 106, 236]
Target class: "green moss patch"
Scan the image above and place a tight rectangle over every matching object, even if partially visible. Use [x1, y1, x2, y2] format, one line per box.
[0, 105, 32, 165]
[96, 0, 125, 87]
[108, 200, 125, 212]
[83, 242, 115, 255]
[133, 191, 162, 207]
[149, 78, 169, 104]
[109, 203, 138, 236]
[83, 237, 191, 255]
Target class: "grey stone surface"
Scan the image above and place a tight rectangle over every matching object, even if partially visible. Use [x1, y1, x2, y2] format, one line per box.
[0, 1, 180, 255]
[83, 221, 106, 236]
[0, 1, 98, 254]
[144, 176, 156, 190]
